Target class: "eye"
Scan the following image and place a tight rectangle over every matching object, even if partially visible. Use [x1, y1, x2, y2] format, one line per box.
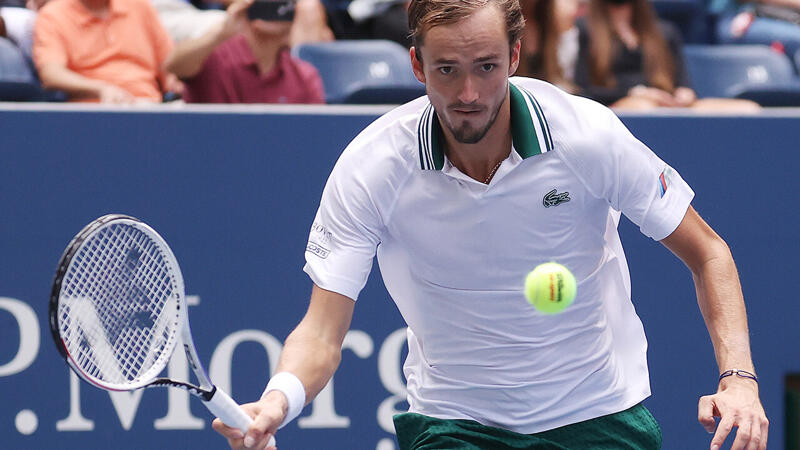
[480, 63, 495, 73]
[438, 66, 454, 75]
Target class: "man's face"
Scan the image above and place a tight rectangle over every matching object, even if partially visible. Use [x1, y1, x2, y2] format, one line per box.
[249, 19, 292, 37]
[411, 5, 520, 144]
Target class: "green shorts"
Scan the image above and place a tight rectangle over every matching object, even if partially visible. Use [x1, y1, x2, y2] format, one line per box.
[393, 403, 662, 450]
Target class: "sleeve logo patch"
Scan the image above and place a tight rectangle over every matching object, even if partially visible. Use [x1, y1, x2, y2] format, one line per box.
[306, 242, 330, 259]
[659, 167, 674, 198]
[310, 222, 332, 245]
[307, 221, 332, 259]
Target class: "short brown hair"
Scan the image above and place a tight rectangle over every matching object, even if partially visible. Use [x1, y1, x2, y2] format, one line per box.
[408, 0, 525, 50]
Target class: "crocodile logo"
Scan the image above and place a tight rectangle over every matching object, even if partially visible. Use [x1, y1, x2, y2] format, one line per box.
[543, 189, 571, 208]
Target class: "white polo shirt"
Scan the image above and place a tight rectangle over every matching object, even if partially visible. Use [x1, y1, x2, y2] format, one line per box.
[304, 77, 694, 434]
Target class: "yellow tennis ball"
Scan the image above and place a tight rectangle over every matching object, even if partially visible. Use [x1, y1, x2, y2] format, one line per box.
[524, 262, 577, 314]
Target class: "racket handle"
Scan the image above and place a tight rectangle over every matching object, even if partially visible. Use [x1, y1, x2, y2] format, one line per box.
[205, 387, 277, 447]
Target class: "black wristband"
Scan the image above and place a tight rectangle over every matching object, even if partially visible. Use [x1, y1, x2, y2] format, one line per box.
[719, 369, 758, 383]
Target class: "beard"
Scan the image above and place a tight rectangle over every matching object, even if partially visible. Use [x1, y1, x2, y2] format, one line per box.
[445, 88, 507, 144]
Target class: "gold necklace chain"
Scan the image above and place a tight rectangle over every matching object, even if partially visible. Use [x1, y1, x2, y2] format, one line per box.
[484, 160, 503, 184]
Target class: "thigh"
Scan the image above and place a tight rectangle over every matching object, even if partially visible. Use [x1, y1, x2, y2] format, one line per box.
[393, 413, 567, 450]
[611, 96, 659, 111]
[692, 97, 761, 112]
[393, 405, 661, 450]
[539, 404, 662, 450]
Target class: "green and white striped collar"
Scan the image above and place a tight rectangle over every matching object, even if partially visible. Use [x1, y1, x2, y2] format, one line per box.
[417, 82, 554, 171]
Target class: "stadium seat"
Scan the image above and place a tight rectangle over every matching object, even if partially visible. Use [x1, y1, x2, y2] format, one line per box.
[683, 44, 800, 106]
[0, 37, 42, 101]
[651, 0, 710, 43]
[795, 48, 800, 74]
[292, 40, 426, 104]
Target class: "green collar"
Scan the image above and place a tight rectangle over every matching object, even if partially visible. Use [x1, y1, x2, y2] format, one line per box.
[417, 81, 553, 170]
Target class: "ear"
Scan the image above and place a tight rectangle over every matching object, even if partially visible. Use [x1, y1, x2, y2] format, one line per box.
[508, 40, 521, 76]
[410, 47, 426, 84]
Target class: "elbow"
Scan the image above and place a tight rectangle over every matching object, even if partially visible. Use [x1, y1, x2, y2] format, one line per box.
[322, 340, 343, 371]
[162, 55, 195, 81]
[162, 57, 181, 80]
[689, 234, 735, 276]
[37, 66, 56, 90]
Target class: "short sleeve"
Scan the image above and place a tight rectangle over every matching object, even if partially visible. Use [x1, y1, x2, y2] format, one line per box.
[556, 98, 694, 240]
[141, 0, 173, 65]
[32, 7, 67, 71]
[303, 150, 387, 301]
[181, 50, 224, 102]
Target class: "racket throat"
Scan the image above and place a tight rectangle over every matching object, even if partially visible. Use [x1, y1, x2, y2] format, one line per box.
[150, 378, 215, 401]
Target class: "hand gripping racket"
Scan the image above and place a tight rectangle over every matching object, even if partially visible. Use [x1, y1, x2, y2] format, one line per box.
[49, 214, 275, 447]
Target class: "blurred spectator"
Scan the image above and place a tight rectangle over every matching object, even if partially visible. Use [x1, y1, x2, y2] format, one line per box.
[151, 0, 226, 43]
[0, 0, 43, 58]
[165, 0, 325, 103]
[290, 0, 334, 45]
[711, 0, 800, 57]
[322, 0, 410, 47]
[517, 0, 581, 92]
[33, 0, 176, 103]
[574, 0, 759, 111]
[155, 0, 331, 45]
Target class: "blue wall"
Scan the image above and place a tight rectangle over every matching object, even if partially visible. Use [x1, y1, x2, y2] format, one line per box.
[1, 106, 797, 449]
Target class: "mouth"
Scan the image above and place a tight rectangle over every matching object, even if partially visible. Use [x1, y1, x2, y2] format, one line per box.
[451, 107, 484, 115]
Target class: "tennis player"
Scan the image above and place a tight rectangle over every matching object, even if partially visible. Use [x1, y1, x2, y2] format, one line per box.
[213, 0, 768, 448]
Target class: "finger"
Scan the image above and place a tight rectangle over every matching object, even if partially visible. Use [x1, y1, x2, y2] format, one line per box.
[245, 411, 280, 448]
[213, 417, 245, 440]
[247, 433, 274, 450]
[758, 415, 769, 450]
[745, 417, 762, 450]
[729, 418, 751, 450]
[698, 396, 718, 433]
[227, 436, 247, 450]
[230, 0, 253, 15]
[711, 416, 735, 450]
[656, 94, 678, 107]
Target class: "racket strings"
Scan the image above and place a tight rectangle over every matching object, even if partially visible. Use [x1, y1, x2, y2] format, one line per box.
[59, 223, 179, 386]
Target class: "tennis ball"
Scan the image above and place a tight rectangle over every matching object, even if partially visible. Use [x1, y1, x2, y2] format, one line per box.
[524, 262, 577, 314]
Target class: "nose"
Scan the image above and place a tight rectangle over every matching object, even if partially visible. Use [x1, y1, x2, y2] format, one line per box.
[458, 75, 479, 104]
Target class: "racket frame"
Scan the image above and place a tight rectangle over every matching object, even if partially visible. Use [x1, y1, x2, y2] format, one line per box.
[49, 214, 185, 391]
[49, 214, 258, 436]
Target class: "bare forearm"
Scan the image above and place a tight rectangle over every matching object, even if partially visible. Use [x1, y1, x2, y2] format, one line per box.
[692, 241, 754, 373]
[662, 207, 756, 374]
[164, 23, 229, 80]
[38, 64, 106, 99]
[756, 0, 800, 9]
[275, 325, 342, 403]
[270, 285, 354, 405]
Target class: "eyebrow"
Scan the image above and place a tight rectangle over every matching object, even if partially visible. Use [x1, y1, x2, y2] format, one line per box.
[433, 54, 502, 65]
[475, 54, 501, 63]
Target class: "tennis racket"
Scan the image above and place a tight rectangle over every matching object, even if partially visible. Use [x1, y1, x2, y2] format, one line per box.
[49, 214, 275, 447]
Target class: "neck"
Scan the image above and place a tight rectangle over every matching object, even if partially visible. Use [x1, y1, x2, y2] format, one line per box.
[608, 4, 633, 27]
[80, 0, 110, 14]
[607, 5, 637, 48]
[442, 89, 513, 183]
[245, 29, 287, 74]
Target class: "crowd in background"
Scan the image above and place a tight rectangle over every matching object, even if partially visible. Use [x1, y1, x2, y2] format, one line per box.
[1, 0, 800, 108]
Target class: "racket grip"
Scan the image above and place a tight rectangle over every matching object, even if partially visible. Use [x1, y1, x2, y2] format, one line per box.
[205, 387, 252, 432]
[205, 387, 277, 447]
